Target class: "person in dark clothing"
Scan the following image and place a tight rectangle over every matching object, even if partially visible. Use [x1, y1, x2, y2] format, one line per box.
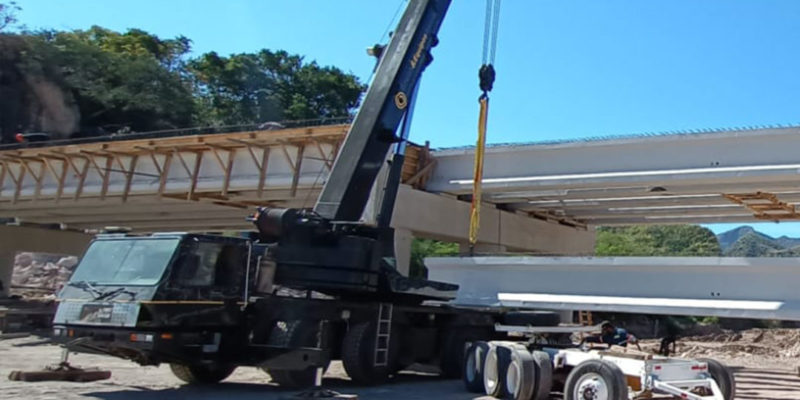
[587, 320, 639, 347]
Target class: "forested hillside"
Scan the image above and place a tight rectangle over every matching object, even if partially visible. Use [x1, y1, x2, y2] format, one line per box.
[595, 225, 721, 256]
[0, 2, 365, 143]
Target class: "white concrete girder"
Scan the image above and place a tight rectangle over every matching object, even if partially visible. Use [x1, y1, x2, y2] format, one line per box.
[427, 256, 800, 321]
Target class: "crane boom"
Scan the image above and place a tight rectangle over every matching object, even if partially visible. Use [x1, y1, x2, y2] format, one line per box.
[314, 0, 451, 221]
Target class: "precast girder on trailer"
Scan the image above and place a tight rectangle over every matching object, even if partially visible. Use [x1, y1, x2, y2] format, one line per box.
[426, 256, 800, 320]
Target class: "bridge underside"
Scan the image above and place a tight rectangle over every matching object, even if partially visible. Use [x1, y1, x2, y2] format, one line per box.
[428, 126, 800, 227]
[0, 124, 592, 256]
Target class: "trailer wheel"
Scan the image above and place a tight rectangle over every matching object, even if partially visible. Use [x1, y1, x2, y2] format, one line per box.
[505, 344, 536, 400]
[169, 363, 236, 384]
[440, 327, 490, 378]
[563, 359, 627, 400]
[263, 320, 328, 388]
[484, 343, 512, 398]
[531, 350, 553, 400]
[502, 311, 560, 327]
[463, 341, 491, 393]
[697, 358, 736, 400]
[341, 321, 395, 385]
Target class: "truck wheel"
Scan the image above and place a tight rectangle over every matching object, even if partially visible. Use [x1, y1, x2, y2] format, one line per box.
[440, 327, 491, 378]
[502, 311, 560, 327]
[563, 359, 627, 400]
[341, 321, 395, 385]
[697, 358, 736, 400]
[505, 344, 535, 400]
[169, 363, 236, 384]
[263, 320, 328, 388]
[484, 343, 512, 398]
[531, 350, 553, 400]
[463, 341, 491, 393]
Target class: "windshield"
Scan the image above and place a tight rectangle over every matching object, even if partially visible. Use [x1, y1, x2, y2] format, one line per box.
[69, 238, 180, 285]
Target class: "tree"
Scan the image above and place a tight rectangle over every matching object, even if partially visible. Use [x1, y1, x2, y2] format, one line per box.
[22, 27, 196, 133]
[0, 1, 20, 32]
[409, 239, 459, 278]
[189, 49, 364, 126]
[2, 24, 365, 140]
[595, 225, 721, 256]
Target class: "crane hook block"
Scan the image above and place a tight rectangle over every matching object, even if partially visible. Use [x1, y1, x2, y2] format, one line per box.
[479, 64, 495, 94]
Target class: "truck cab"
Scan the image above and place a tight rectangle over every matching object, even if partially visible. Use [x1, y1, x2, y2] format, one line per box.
[53, 233, 255, 367]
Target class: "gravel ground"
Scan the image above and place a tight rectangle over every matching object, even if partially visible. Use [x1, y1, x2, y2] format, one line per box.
[1, 334, 799, 400]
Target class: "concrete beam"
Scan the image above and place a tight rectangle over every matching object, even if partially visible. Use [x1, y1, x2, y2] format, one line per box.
[391, 185, 595, 255]
[427, 256, 800, 321]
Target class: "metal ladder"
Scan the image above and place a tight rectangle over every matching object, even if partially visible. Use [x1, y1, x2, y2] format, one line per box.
[374, 303, 393, 367]
[578, 310, 593, 326]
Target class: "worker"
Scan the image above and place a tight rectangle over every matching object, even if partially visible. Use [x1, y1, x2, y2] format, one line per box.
[586, 320, 639, 347]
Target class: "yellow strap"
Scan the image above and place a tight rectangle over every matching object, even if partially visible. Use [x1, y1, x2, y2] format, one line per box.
[469, 97, 489, 247]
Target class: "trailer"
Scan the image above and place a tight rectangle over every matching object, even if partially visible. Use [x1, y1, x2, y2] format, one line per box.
[463, 324, 734, 400]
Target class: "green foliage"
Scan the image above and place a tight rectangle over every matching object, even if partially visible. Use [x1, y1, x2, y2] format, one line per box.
[0, 1, 20, 32]
[18, 27, 195, 133]
[409, 239, 459, 278]
[188, 50, 364, 125]
[2, 24, 364, 141]
[595, 225, 721, 256]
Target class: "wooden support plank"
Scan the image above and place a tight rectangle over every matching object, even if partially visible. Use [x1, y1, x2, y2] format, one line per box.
[0, 161, 5, 197]
[121, 155, 139, 203]
[174, 150, 193, 177]
[281, 144, 297, 171]
[73, 157, 90, 201]
[10, 163, 26, 204]
[257, 147, 270, 198]
[41, 157, 67, 203]
[101, 156, 113, 200]
[209, 147, 226, 170]
[188, 152, 202, 200]
[19, 160, 44, 200]
[157, 152, 173, 196]
[290, 144, 305, 198]
[222, 149, 235, 196]
[148, 152, 162, 175]
[55, 159, 69, 203]
[313, 140, 333, 170]
[405, 158, 438, 187]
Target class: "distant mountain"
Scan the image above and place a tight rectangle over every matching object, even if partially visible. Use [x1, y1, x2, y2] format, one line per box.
[716, 225, 800, 257]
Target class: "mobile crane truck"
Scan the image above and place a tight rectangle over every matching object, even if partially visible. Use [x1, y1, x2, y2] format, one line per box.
[51, 1, 735, 398]
[52, 0, 506, 388]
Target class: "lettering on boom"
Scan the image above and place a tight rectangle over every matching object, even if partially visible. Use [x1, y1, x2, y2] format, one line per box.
[410, 34, 428, 69]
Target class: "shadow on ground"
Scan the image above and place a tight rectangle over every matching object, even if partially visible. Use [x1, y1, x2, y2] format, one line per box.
[733, 368, 800, 400]
[85, 374, 486, 400]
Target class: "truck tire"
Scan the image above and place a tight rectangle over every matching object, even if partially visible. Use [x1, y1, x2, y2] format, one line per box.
[698, 358, 736, 400]
[530, 350, 553, 400]
[169, 363, 236, 384]
[502, 311, 560, 327]
[341, 321, 395, 385]
[484, 343, 512, 398]
[531, 350, 553, 400]
[263, 320, 328, 388]
[440, 327, 491, 379]
[463, 341, 491, 393]
[505, 344, 536, 400]
[563, 359, 627, 400]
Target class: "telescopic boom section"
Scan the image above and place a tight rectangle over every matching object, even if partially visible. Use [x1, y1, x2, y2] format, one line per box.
[314, 0, 451, 222]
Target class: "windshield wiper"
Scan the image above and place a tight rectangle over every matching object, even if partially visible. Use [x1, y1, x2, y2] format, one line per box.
[94, 287, 137, 301]
[67, 280, 103, 299]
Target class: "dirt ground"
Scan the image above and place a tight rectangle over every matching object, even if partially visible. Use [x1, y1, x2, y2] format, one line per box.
[2, 330, 800, 400]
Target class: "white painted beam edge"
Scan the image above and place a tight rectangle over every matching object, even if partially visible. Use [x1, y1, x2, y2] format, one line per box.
[498, 293, 783, 311]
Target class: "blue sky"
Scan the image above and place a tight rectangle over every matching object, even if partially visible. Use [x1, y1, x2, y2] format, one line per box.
[17, 0, 800, 238]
